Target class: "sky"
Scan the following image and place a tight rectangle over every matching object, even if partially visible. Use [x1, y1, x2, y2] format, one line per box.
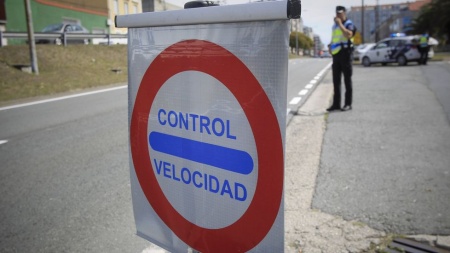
[163, 0, 412, 45]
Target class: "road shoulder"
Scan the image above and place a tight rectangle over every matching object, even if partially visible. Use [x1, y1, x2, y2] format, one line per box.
[284, 72, 385, 253]
[285, 63, 450, 253]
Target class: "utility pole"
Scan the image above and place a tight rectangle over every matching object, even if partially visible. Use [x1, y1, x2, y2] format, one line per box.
[295, 19, 299, 55]
[375, 0, 379, 42]
[361, 0, 364, 44]
[24, 0, 39, 74]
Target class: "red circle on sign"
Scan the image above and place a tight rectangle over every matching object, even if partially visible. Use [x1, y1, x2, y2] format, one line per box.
[130, 40, 283, 252]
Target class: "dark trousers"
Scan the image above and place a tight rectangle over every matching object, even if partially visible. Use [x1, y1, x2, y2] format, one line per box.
[419, 46, 429, 65]
[332, 49, 353, 107]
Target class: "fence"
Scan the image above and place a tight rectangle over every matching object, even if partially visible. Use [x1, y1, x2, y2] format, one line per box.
[0, 32, 127, 47]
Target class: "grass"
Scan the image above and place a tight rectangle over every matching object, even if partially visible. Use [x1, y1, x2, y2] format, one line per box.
[289, 53, 309, 59]
[433, 51, 450, 61]
[0, 46, 305, 103]
[0, 44, 127, 103]
[2, 45, 447, 105]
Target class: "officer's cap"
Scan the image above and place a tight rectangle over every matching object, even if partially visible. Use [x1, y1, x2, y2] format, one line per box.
[336, 6, 346, 13]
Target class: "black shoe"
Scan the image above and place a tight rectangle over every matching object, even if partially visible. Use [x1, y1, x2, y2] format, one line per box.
[341, 105, 352, 111]
[326, 106, 341, 112]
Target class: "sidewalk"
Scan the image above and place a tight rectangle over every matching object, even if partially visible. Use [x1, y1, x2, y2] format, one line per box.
[285, 62, 450, 253]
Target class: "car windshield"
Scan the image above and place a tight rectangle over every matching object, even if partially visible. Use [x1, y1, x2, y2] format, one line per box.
[375, 41, 389, 49]
[359, 44, 370, 50]
[42, 24, 63, 32]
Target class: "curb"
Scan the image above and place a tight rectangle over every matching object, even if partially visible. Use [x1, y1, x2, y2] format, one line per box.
[284, 70, 386, 253]
[285, 65, 450, 253]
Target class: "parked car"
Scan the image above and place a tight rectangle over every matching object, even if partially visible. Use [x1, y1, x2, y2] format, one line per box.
[360, 35, 435, 67]
[353, 43, 375, 60]
[321, 51, 331, 58]
[37, 23, 90, 45]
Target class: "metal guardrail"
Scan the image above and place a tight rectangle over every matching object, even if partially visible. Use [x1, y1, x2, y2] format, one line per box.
[0, 31, 127, 47]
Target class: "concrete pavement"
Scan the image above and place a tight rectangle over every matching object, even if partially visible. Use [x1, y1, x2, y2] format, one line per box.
[285, 61, 450, 253]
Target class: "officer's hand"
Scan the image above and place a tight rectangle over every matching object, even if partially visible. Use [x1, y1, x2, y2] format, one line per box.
[334, 17, 341, 25]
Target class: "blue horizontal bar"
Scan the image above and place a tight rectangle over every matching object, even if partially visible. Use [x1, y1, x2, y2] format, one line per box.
[149, 131, 253, 175]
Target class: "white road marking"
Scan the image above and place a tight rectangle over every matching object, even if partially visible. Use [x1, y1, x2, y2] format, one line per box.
[298, 89, 308, 96]
[288, 61, 332, 121]
[141, 246, 168, 253]
[0, 140, 8, 145]
[287, 108, 291, 115]
[0, 85, 127, 111]
[289, 97, 302, 105]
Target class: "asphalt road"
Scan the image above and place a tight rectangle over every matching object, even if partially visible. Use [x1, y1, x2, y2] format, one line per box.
[313, 61, 450, 235]
[3, 58, 448, 252]
[0, 86, 153, 252]
[286, 58, 332, 123]
[0, 57, 330, 252]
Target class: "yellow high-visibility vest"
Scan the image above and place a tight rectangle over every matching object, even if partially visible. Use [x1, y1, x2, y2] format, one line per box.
[420, 35, 428, 48]
[330, 20, 354, 55]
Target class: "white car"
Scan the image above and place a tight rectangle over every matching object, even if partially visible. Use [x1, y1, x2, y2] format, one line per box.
[354, 43, 375, 60]
[360, 35, 435, 67]
[38, 23, 90, 45]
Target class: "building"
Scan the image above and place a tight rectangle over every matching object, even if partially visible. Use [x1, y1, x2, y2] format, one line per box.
[303, 26, 313, 41]
[112, 0, 181, 34]
[1, 0, 169, 44]
[290, 18, 303, 35]
[142, 0, 181, 12]
[4, 0, 110, 34]
[302, 26, 314, 56]
[109, 0, 143, 34]
[313, 35, 323, 57]
[348, 0, 431, 43]
[289, 18, 304, 55]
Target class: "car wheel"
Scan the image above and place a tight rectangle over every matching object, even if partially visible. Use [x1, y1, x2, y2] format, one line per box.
[362, 56, 371, 67]
[397, 55, 407, 66]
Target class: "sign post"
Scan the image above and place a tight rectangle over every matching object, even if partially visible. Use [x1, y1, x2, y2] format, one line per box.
[116, 1, 300, 252]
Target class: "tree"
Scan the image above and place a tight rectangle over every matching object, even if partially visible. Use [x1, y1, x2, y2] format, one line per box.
[411, 0, 450, 44]
[289, 32, 313, 54]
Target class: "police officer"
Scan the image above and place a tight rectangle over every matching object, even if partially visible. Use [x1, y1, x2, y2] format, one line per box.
[327, 6, 356, 112]
[419, 32, 430, 65]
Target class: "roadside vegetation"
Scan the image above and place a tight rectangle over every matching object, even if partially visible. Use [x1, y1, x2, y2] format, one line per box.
[289, 31, 314, 56]
[411, 0, 450, 46]
[1, 44, 448, 105]
[432, 51, 450, 61]
[0, 44, 127, 104]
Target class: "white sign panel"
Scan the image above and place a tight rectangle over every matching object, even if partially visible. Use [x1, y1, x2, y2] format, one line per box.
[119, 1, 299, 251]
